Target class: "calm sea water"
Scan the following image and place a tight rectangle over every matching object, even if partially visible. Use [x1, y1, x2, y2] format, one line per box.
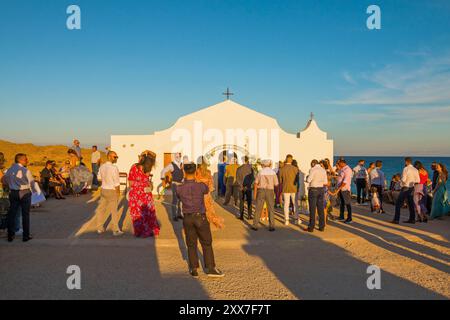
[338, 156, 450, 192]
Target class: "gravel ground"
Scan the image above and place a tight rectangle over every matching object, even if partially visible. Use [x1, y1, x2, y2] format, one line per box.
[0, 191, 449, 300]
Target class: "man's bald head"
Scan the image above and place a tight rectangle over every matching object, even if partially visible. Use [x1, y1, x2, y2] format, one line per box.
[107, 151, 118, 163]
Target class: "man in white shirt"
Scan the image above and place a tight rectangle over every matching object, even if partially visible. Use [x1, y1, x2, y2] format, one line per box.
[96, 151, 123, 236]
[392, 157, 420, 224]
[91, 145, 101, 186]
[2, 153, 36, 242]
[306, 159, 328, 232]
[252, 159, 279, 231]
[353, 159, 368, 205]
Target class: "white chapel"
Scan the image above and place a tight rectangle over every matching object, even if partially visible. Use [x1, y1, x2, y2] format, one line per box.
[111, 99, 333, 193]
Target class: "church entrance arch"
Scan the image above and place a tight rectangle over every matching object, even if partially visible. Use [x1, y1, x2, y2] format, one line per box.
[203, 144, 251, 197]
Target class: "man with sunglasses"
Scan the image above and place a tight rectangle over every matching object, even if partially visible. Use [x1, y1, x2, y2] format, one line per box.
[95, 151, 123, 236]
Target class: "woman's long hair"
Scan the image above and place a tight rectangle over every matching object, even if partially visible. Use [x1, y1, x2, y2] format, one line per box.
[414, 160, 425, 171]
[197, 156, 209, 176]
[438, 163, 448, 182]
[320, 159, 330, 170]
[140, 154, 156, 174]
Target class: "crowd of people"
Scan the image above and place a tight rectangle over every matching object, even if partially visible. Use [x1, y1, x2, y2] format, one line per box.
[352, 158, 450, 223]
[217, 154, 450, 229]
[92, 149, 224, 277]
[0, 140, 100, 239]
[1, 142, 449, 277]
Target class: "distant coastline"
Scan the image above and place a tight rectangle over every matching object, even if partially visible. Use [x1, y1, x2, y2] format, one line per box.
[1, 139, 449, 184]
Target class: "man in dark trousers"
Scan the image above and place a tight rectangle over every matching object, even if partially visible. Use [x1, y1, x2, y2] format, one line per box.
[40, 160, 53, 196]
[329, 159, 353, 224]
[352, 159, 368, 204]
[176, 162, 224, 278]
[306, 159, 328, 232]
[2, 153, 36, 242]
[236, 156, 254, 220]
[392, 157, 420, 224]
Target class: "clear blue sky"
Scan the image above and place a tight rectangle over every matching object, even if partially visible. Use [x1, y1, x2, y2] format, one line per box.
[1, 0, 450, 155]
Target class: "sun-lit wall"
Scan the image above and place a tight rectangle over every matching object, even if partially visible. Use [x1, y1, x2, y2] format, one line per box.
[111, 100, 333, 194]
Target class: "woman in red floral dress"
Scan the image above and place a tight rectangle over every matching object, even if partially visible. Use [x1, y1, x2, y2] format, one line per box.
[128, 153, 160, 237]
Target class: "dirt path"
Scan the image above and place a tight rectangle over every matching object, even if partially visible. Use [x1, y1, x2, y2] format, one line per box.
[0, 191, 449, 299]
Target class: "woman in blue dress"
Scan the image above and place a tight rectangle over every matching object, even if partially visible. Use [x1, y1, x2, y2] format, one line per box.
[430, 163, 450, 219]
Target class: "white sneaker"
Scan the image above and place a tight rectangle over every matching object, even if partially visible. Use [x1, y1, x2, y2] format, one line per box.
[113, 230, 124, 236]
[16, 228, 23, 236]
[206, 267, 225, 278]
[296, 219, 302, 225]
[97, 229, 105, 234]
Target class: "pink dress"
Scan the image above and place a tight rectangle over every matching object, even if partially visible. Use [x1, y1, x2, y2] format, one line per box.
[128, 164, 160, 237]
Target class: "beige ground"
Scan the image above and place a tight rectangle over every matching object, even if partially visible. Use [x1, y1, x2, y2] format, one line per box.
[0, 191, 449, 300]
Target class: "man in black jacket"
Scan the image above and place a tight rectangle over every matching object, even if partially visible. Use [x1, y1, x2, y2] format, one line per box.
[40, 161, 53, 197]
[236, 156, 254, 220]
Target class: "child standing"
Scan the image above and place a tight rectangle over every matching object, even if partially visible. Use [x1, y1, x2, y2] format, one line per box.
[370, 186, 381, 213]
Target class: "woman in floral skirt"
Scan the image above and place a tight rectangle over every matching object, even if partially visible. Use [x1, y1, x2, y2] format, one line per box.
[128, 152, 160, 237]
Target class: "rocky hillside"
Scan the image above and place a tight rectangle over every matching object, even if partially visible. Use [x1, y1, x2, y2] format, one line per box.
[0, 140, 106, 177]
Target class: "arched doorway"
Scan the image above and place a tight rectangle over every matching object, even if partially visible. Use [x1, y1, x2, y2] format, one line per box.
[203, 144, 251, 197]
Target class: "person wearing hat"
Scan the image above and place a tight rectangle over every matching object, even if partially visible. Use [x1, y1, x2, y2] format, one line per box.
[139, 150, 156, 161]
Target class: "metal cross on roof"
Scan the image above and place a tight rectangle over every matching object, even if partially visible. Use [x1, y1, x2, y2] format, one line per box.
[223, 87, 234, 100]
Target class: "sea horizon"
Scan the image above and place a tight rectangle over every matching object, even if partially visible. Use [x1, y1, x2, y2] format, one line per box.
[341, 156, 450, 191]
